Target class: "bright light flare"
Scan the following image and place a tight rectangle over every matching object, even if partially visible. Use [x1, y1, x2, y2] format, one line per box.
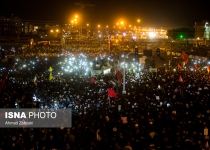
[148, 32, 156, 38]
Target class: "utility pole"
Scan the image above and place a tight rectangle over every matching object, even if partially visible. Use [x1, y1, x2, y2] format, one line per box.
[61, 29, 65, 54]
[122, 52, 134, 94]
[75, 0, 95, 39]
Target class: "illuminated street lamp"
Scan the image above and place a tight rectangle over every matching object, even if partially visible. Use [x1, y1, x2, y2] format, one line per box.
[86, 23, 90, 37]
[71, 14, 81, 38]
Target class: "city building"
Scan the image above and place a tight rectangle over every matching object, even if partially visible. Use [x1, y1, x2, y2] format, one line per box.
[0, 16, 43, 42]
[194, 20, 210, 40]
[0, 15, 169, 42]
[0, 16, 22, 41]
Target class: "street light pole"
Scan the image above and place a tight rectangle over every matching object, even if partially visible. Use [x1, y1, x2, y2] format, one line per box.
[122, 54, 126, 94]
[122, 52, 134, 94]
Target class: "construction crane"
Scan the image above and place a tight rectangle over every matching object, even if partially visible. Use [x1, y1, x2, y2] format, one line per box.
[75, 0, 95, 39]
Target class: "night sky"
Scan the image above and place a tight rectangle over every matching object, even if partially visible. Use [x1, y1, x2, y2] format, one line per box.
[0, 0, 210, 28]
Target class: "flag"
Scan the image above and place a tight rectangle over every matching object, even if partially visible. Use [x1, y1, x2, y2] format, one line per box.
[149, 132, 155, 138]
[177, 63, 183, 71]
[113, 79, 119, 92]
[121, 117, 128, 124]
[207, 66, 210, 73]
[49, 66, 53, 81]
[117, 69, 122, 86]
[194, 64, 198, 70]
[178, 75, 183, 83]
[109, 80, 116, 86]
[96, 129, 102, 141]
[49, 72, 53, 80]
[33, 75, 37, 86]
[49, 66, 53, 72]
[107, 88, 117, 98]
[181, 51, 188, 64]
[90, 77, 96, 84]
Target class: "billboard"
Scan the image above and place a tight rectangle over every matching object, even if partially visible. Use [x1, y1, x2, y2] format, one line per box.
[143, 50, 152, 56]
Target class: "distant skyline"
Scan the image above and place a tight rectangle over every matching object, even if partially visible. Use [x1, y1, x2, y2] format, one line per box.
[0, 0, 210, 29]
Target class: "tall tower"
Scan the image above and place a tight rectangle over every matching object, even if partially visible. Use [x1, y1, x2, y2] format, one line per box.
[75, 0, 95, 39]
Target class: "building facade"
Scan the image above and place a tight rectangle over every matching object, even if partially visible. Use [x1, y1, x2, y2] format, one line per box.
[194, 20, 210, 40]
[0, 16, 22, 40]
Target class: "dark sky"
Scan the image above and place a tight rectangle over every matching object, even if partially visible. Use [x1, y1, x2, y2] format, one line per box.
[0, 0, 210, 28]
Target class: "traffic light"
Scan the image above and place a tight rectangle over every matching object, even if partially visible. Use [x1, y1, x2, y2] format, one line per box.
[135, 47, 138, 57]
[156, 48, 160, 57]
[179, 34, 183, 39]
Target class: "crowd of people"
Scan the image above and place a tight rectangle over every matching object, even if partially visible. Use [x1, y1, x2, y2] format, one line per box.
[0, 47, 210, 150]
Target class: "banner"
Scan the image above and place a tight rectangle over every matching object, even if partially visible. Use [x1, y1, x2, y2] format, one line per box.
[178, 63, 183, 71]
[139, 58, 146, 64]
[107, 88, 117, 98]
[103, 68, 111, 75]
[149, 68, 157, 72]
[143, 50, 152, 56]
[90, 77, 96, 84]
[181, 51, 188, 64]
[91, 69, 103, 76]
[178, 75, 183, 83]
